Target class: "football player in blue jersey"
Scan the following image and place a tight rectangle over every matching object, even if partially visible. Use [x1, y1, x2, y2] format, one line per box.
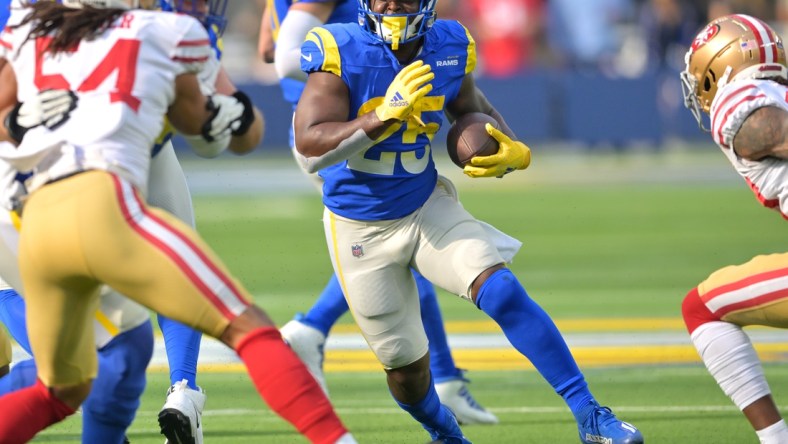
[292, 0, 644, 443]
[260, 0, 497, 425]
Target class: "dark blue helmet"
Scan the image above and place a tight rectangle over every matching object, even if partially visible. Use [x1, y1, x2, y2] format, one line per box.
[357, 0, 437, 49]
[160, 0, 228, 36]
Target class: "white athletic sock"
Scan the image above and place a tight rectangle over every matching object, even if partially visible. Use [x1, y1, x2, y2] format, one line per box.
[757, 419, 788, 444]
[690, 321, 771, 409]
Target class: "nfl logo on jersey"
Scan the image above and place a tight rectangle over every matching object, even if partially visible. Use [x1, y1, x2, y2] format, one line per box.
[351, 244, 364, 258]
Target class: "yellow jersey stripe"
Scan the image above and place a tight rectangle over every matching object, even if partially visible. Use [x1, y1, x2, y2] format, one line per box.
[463, 25, 477, 75]
[306, 27, 342, 77]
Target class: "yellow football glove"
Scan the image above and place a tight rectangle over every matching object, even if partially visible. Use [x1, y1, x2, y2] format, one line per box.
[375, 60, 434, 124]
[463, 123, 532, 178]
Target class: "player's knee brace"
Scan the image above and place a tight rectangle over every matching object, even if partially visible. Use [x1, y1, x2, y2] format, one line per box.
[681, 287, 720, 334]
[690, 321, 771, 410]
[83, 321, 154, 425]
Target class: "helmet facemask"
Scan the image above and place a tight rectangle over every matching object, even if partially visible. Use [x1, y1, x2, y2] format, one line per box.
[357, 0, 437, 50]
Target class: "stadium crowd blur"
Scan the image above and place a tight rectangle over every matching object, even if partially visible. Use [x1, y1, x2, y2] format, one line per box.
[215, 0, 788, 147]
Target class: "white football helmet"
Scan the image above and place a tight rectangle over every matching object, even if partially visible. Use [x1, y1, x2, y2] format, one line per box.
[681, 14, 788, 131]
[357, 0, 437, 50]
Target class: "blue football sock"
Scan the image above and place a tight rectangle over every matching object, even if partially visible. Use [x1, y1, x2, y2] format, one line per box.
[0, 289, 31, 354]
[82, 321, 154, 444]
[158, 314, 202, 389]
[299, 274, 349, 336]
[394, 375, 464, 441]
[414, 270, 460, 383]
[476, 269, 595, 421]
[0, 358, 36, 395]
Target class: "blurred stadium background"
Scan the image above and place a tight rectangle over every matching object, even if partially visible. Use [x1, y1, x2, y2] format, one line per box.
[197, 0, 788, 151]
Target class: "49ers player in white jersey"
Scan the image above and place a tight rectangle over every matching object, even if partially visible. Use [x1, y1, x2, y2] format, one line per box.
[0, 1, 355, 443]
[681, 13, 788, 444]
[0, 1, 259, 443]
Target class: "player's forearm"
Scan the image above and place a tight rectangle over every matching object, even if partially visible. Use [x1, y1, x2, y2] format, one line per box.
[734, 106, 788, 160]
[228, 108, 264, 155]
[296, 112, 391, 156]
[295, 113, 393, 173]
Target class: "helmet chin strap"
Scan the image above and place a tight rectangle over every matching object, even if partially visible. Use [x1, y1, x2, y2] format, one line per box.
[380, 16, 406, 50]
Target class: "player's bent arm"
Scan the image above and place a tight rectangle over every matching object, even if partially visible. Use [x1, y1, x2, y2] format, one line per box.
[214, 67, 264, 154]
[294, 71, 395, 171]
[733, 106, 788, 160]
[274, 3, 334, 82]
[168, 73, 214, 136]
[448, 74, 531, 178]
[168, 72, 232, 157]
[445, 74, 517, 139]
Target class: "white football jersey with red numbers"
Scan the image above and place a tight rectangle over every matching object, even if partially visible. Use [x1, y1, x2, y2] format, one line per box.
[0, 8, 211, 193]
[710, 79, 788, 219]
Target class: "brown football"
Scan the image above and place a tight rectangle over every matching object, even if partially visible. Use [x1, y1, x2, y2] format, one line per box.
[445, 112, 500, 168]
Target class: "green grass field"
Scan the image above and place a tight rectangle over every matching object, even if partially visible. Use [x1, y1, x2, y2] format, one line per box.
[32, 150, 788, 443]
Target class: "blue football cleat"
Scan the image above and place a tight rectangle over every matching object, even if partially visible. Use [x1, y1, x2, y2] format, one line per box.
[578, 405, 643, 444]
[428, 437, 472, 444]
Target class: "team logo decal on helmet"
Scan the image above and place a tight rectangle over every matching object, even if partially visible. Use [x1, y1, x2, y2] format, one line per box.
[691, 24, 719, 52]
[357, 0, 437, 50]
[681, 14, 788, 131]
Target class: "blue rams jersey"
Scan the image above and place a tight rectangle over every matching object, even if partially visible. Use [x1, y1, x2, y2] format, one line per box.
[301, 20, 476, 220]
[0, 0, 9, 29]
[270, 0, 356, 108]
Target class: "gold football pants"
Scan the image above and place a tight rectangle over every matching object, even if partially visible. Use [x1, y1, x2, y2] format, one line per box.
[19, 171, 251, 386]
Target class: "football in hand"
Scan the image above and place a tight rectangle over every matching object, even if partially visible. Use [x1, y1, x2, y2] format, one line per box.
[445, 112, 500, 168]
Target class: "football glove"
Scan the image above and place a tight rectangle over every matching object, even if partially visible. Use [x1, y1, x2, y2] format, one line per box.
[4, 89, 78, 143]
[463, 123, 532, 179]
[375, 60, 434, 123]
[201, 91, 255, 142]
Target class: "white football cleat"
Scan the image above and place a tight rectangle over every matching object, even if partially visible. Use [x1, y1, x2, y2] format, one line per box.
[280, 318, 329, 395]
[436, 378, 499, 425]
[158, 379, 206, 444]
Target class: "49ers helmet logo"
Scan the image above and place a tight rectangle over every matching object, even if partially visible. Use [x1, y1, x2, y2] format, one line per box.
[692, 24, 720, 52]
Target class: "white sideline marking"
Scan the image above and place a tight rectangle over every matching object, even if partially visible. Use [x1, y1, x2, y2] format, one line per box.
[124, 404, 787, 418]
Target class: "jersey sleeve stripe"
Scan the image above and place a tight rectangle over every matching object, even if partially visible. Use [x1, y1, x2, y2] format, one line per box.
[307, 27, 341, 77]
[711, 84, 762, 146]
[171, 55, 210, 63]
[462, 25, 476, 75]
[745, 177, 781, 209]
[177, 39, 211, 47]
[0, 39, 10, 50]
[713, 93, 766, 147]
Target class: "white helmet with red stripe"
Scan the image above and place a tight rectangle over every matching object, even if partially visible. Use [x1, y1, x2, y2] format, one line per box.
[681, 14, 788, 131]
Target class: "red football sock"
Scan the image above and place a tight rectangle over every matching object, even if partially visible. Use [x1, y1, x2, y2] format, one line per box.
[0, 380, 76, 444]
[236, 327, 348, 444]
